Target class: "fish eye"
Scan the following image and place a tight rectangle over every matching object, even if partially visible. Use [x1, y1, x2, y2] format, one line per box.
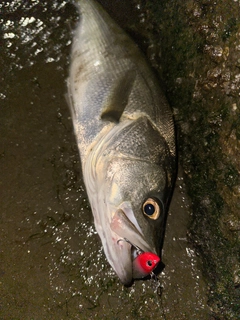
[142, 198, 160, 220]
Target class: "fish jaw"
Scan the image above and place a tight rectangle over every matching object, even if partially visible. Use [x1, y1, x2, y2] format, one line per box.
[90, 206, 158, 285]
[108, 208, 160, 285]
[106, 230, 133, 285]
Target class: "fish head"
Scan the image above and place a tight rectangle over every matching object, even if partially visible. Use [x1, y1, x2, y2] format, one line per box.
[94, 155, 172, 285]
[84, 116, 175, 285]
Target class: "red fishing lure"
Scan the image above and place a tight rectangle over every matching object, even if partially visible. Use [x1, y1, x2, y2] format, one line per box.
[133, 252, 160, 277]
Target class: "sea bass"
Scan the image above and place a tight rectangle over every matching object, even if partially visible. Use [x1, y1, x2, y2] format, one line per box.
[67, 0, 176, 285]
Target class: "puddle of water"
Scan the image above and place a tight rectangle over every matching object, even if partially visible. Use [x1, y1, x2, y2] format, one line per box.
[0, 0, 210, 319]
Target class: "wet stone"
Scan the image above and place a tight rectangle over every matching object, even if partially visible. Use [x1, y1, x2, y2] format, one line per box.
[1, 0, 238, 319]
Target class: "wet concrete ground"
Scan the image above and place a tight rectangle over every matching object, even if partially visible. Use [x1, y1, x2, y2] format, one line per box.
[1, 1, 210, 319]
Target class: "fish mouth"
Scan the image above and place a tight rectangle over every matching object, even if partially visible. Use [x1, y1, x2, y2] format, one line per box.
[110, 208, 160, 285]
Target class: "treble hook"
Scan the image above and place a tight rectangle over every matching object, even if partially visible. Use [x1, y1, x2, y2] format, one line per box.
[117, 238, 144, 255]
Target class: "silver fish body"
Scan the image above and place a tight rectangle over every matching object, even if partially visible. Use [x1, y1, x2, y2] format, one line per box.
[68, 0, 176, 285]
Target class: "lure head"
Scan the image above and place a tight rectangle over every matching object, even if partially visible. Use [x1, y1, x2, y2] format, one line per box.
[132, 251, 160, 279]
[116, 238, 161, 280]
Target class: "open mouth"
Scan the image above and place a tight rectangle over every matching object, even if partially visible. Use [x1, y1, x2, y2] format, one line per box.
[110, 209, 160, 282]
[118, 237, 160, 279]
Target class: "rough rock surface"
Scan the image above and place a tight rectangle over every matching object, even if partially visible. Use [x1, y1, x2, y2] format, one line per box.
[139, 0, 240, 318]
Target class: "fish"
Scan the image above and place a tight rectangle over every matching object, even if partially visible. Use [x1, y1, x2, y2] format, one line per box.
[67, 0, 176, 285]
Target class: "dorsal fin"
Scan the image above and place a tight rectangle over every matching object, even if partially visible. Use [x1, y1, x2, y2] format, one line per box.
[101, 69, 136, 122]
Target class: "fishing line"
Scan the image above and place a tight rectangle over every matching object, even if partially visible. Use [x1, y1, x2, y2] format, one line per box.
[150, 272, 167, 320]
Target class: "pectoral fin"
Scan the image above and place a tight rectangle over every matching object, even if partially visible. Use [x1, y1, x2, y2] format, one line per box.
[101, 69, 136, 122]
